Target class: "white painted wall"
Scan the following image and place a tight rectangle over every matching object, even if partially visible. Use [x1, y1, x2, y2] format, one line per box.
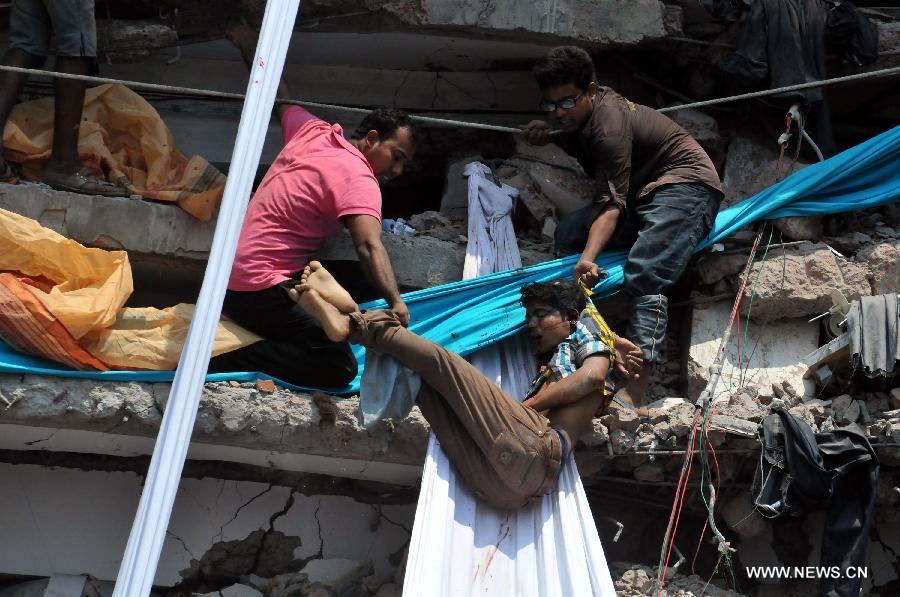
[0, 464, 414, 588]
[688, 301, 819, 401]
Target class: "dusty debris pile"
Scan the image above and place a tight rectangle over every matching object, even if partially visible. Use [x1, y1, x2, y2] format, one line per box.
[597, 384, 899, 457]
[611, 561, 744, 597]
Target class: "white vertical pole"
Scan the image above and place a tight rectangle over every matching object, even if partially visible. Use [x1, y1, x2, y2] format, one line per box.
[112, 2, 302, 594]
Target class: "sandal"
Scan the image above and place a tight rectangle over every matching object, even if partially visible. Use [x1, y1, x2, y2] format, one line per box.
[41, 168, 129, 197]
[0, 161, 19, 185]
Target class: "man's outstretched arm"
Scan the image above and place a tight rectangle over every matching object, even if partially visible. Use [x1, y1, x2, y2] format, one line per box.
[522, 354, 610, 413]
[227, 21, 293, 119]
[344, 214, 409, 326]
[574, 206, 619, 286]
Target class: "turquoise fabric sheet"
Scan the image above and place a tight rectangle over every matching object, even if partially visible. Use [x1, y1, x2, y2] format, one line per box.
[2, 125, 899, 394]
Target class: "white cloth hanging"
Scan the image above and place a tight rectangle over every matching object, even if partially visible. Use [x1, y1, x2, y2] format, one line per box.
[403, 162, 616, 596]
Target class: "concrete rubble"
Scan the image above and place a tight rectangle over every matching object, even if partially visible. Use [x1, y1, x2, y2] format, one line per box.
[735, 242, 870, 322]
[611, 562, 744, 597]
[372, 0, 669, 45]
[0, 375, 430, 467]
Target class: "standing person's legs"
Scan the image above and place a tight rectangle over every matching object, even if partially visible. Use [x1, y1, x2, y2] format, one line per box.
[344, 308, 562, 509]
[43, 0, 95, 176]
[1, 0, 50, 179]
[209, 280, 357, 388]
[623, 183, 721, 364]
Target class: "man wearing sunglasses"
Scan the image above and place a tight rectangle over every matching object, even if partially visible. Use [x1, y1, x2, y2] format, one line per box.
[520, 46, 723, 408]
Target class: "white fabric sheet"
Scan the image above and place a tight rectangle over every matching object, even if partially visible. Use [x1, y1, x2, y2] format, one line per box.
[403, 162, 616, 596]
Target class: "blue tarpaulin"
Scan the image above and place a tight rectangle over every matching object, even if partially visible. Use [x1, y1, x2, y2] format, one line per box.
[2, 125, 899, 393]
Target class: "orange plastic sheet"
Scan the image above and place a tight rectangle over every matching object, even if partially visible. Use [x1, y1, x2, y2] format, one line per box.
[2, 84, 226, 221]
[0, 208, 259, 370]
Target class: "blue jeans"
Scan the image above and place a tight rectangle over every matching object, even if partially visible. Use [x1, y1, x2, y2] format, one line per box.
[555, 182, 721, 363]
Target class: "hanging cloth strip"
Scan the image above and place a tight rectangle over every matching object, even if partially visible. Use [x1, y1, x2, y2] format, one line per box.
[847, 293, 900, 379]
[0, 127, 898, 393]
[403, 161, 616, 596]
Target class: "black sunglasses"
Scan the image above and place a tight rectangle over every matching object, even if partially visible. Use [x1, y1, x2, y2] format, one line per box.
[539, 93, 584, 113]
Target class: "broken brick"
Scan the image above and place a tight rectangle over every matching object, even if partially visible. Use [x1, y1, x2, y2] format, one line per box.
[256, 379, 277, 394]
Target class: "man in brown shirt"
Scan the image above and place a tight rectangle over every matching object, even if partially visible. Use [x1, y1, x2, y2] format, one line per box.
[521, 46, 723, 406]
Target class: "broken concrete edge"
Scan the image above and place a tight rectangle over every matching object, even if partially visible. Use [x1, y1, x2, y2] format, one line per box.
[0, 373, 428, 467]
[0, 374, 763, 475]
[0, 182, 216, 260]
[0, 447, 420, 505]
[312, 0, 671, 47]
[5, 372, 897, 460]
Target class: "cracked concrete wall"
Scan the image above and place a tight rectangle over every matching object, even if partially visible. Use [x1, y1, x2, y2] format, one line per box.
[0, 183, 215, 260]
[0, 463, 413, 589]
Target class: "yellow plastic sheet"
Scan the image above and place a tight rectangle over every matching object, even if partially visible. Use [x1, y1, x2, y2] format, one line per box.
[0, 207, 258, 370]
[2, 84, 226, 221]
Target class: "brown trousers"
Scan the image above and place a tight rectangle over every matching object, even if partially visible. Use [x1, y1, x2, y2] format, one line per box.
[350, 310, 562, 511]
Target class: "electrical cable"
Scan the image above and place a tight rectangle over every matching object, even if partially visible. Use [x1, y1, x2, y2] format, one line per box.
[0, 64, 898, 133]
[657, 411, 702, 595]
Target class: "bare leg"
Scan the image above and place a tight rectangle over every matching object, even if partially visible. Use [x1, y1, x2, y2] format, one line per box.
[43, 55, 90, 175]
[0, 49, 44, 174]
[31, 56, 126, 195]
[300, 261, 358, 313]
[614, 363, 651, 416]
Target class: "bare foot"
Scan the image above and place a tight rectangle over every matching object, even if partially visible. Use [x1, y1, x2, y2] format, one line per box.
[300, 261, 358, 313]
[292, 285, 350, 342]
[615, 366, 651, 417]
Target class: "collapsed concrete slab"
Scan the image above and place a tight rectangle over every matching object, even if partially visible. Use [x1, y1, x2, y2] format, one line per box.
[0, 374, 429, 472]
[738, 242, 872, 322]
[858, 239, 900, 295]
[496, 139, 594, 219]
[687, 300, 819, 401]
[227, 0, 671, 46]
[386, 0, 668, 44]
[305, 0, 670, 46]
[721, 135, 821, 241]
[695, 242, 873, 321]
[0, 182, 215, 260]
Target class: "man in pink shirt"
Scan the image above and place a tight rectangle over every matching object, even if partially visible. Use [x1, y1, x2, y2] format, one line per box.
[209, 27, 416, 387]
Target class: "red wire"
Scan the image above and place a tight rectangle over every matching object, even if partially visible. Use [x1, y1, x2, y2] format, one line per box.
[658, 411, 702, 595]
[661, 234, 763, 591]
[774, 115, 791, 181]
[691, 521, 709, 575]
[736, 303, 742, 376]
[659, 419, 696, 594]
[691, 403, 725, 573]
[667, 115, 783, 585]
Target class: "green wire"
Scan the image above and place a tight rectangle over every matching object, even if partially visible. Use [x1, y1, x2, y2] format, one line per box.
[741, 225, 775, 385]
